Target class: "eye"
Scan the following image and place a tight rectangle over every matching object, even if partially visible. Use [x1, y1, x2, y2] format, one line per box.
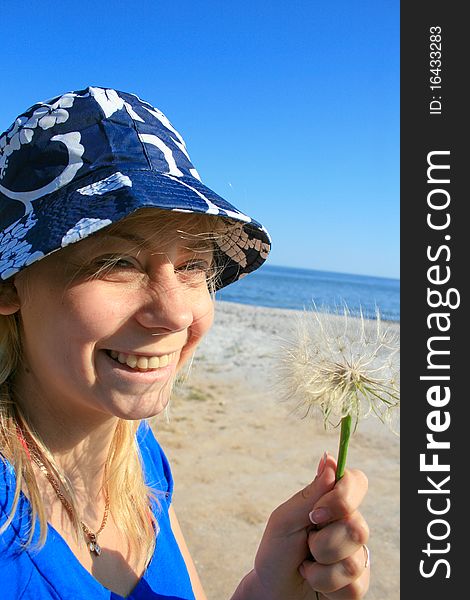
[175, 259, 214, 286]
[107, 257, 137, 269]
[179, 260, 210, 270]
[177, 259, 212, 274]
[83, 254, 143, 280]
[95, 255, 139, 269]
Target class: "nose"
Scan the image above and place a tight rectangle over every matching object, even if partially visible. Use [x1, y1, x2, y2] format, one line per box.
[133, 268, 194, 334]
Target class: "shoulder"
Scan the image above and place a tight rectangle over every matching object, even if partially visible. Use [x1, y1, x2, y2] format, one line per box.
[136, 421, 174, 505]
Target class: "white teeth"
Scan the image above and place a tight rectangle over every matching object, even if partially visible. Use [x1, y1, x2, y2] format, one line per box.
[148, 356, 160, 369]
[126, 355, 138, 368]
[136, 356, 148, 370]
[109, 351, 174, 371]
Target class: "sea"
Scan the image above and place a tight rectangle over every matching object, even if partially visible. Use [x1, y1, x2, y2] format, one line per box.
[216, 264, 400, 322]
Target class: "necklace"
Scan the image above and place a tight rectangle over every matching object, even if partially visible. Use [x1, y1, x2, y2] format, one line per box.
[20, 428, 110, 557]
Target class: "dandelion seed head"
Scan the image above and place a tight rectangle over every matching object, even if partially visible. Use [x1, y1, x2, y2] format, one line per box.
[276, 305, 400, 434]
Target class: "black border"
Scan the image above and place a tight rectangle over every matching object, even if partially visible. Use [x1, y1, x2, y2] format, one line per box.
[401, 4, 466, 596]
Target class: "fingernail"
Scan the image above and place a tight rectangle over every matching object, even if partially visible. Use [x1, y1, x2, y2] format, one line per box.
[309, 507, 330, 525]
[316, 451, 328, 478]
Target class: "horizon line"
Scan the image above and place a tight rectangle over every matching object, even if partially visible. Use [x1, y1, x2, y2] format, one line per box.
[263, 262, 400, 282]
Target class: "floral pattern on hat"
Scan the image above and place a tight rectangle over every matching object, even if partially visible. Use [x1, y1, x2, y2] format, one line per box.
[77, 172, 132, 196]
[0, 212, 44, 279]
[61, 218, 113, 247]
[0, 94, 77, 180]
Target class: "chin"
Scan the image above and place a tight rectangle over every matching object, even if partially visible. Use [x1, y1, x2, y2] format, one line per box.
[116, 405, 169, 422]
[105, 394, 171, 421]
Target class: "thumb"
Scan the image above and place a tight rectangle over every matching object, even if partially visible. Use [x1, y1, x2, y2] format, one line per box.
[270, 453, 337, 535]
[299, 452, 337, 518]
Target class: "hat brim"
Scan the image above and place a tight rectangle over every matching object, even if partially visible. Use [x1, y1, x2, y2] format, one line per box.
[0, 168, 271, 288]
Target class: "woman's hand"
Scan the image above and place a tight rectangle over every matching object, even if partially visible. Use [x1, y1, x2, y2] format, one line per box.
[238, 454, 370, 600]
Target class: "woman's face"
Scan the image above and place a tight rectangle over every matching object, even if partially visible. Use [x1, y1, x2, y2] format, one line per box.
[8, 217, 215, 421]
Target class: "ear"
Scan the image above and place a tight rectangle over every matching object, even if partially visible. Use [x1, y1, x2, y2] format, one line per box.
[0, 281, 20, 315]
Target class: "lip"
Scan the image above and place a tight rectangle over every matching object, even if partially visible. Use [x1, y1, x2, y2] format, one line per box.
[106, 349, 179, 358]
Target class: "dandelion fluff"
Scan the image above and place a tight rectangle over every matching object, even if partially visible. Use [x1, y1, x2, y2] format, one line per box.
[277, 305, 400, 435]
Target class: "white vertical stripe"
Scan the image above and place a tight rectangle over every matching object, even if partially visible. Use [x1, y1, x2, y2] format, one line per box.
[142, 106, 192, 162]
[139, 134, 184, 177]
[164, 174, 220, 214]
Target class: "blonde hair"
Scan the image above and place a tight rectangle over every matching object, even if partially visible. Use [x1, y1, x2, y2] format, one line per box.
[0, 208, 236, 559]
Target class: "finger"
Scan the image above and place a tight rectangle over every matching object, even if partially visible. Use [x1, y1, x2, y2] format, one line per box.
[268, 453, 337, 535]
[308, 511, 369, 564]
[318, 564, 370, 600]
[308, 469, 368, 527]
[300, 545, 370, 598]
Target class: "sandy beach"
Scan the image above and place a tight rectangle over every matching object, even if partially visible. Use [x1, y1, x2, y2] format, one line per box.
[152, 301, 400, 600]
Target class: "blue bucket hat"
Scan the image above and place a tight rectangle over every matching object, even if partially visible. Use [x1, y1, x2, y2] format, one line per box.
[0, 86, 271, 288]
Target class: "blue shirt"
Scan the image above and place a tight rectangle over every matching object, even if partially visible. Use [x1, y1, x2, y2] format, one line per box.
[0, 423, 195, 600]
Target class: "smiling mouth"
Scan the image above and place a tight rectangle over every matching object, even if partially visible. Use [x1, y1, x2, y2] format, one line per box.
[106, 350, 177, 371]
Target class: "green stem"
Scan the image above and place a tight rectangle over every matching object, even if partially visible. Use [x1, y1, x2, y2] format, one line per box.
[336, 414, 352, 482]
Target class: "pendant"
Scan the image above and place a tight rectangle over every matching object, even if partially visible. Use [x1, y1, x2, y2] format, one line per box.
[88, 540, 102, 556]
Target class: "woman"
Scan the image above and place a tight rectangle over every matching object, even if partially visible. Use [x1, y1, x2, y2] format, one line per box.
[0, 86, 370, 599]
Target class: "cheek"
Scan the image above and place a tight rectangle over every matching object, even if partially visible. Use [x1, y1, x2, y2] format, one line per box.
[178, 295, 214, 366]
[20, 286, 107, 358]
[192, 297, 215, 342]
[61, 284, 128, 336]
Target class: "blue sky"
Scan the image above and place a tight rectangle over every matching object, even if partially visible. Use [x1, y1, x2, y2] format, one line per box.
[1, 0, 399, 278]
